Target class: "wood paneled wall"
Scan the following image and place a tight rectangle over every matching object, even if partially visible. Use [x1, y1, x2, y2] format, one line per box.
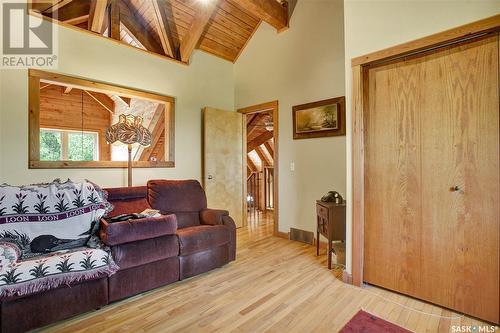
[40, 85, 112, 160]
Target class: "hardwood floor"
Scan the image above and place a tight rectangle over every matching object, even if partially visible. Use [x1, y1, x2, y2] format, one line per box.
[38, 218, 496, 333]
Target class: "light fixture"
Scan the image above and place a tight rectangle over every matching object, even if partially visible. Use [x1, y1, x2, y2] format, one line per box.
[264, 113, 274, 131]
[106, 114, 152, 187]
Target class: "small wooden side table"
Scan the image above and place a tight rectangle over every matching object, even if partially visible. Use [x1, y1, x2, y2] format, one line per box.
[316, 200, 346, 269]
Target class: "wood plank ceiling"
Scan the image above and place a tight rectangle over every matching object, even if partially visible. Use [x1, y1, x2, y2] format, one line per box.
[30, 0, 289, 64]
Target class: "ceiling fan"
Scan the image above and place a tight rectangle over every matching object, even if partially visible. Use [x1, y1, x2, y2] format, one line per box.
[249, 113, 274, 132]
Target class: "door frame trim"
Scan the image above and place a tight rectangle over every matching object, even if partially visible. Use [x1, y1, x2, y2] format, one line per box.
[238, 101, 280, 237]
[351, 15, 500, 287]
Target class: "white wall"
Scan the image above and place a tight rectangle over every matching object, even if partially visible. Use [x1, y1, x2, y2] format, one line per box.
[343, 0, 500, 273]
[234, 0, 346, 234]
[0, 19, 234, 186]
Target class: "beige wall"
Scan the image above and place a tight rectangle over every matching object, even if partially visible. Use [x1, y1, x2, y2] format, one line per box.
[343, 0, 500, 273]
[0, 17, 234, 187]
[234, 0, 346, 234]
[0, 69, 3, 181]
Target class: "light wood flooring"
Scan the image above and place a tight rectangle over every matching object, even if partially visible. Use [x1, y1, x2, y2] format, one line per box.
[38, 216, 496, 333]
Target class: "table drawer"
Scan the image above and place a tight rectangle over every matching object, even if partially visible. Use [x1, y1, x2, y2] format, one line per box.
[316, 205, 329, 220]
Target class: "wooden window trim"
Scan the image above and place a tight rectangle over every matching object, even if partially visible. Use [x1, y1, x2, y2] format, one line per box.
[29, 69, 175, 169]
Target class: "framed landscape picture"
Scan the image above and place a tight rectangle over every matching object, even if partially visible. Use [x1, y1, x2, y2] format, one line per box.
[292, 96, 346, 139]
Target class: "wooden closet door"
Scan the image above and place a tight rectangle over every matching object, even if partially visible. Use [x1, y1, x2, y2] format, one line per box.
[420, 35, 499, 323]
[364, 35, 499, 323]
[364, 52, 424, 297]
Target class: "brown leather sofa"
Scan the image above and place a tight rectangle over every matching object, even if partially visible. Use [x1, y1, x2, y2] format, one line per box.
[0, 180, 236, 333]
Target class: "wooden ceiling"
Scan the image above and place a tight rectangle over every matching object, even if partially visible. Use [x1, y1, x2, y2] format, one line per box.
[30, 0, 289, 64]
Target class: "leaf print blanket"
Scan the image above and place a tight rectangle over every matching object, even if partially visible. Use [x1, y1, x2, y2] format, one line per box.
[0, 247, 118, 299]
[0, 179, 113, 259]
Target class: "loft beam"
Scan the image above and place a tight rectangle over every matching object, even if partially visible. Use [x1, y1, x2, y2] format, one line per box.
[179, 1, 218, 63]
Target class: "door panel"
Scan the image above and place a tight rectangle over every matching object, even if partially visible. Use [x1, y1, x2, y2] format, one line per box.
[203, 107, 244, 228]
[364, 52, 423, 297]
[420, 36, 499, 323]
[364, 35, 499, 323]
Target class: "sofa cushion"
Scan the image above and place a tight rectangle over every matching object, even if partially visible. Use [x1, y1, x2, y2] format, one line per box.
[0, 247, 118, 300]
[177, 225, 230, 256]
[147, 180, 207, 214]
[100, 214, 177, 246]
[111, 235, 179, 270]
[175, 212, 202, 229]
[105, 186, 150, 217]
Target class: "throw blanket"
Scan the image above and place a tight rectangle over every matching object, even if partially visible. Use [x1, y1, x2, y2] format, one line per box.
[0, 246, 118, 299]
[0, 179, 113, 259]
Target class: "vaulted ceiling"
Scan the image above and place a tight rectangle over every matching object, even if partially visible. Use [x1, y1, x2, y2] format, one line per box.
[30, 0, 290, 64]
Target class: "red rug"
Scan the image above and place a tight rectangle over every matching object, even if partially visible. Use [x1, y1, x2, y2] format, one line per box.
[340, 310, 412, 332]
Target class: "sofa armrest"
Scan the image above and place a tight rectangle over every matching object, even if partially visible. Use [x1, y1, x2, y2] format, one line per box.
[200, 209, 236, 261]
[200, 209, 229, 225]
[100, 214, 177, 246]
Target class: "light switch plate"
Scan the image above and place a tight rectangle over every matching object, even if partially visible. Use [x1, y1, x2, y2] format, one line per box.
[290, 162, 295, 172]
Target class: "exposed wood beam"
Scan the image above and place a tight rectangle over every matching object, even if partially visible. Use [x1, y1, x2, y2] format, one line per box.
[31, 0, 59, 13]
[137, 104, 164, 160]
[234, 0, 288, 32]
[63, 14, 89, 25]
[256, 146, 272, 166]
[88, 0, 108, 33]
[247, 114, 264, 137]
[84, 90, 114, 114]
[264, 140, 274, 157]
[248, 130, 273, 152]
[247, 156, 257, 172]
[63, 86, 72, 94]
[119, 1, 164, 54]
[115, 96, 131, 107]
[47, 0, 90, 22]
[152, 0, 175, 58]
[140, 111, 165, 161]
[247, 113, 262, 128]
[43, 0, 74, 13]
[246, 113, 258, 125]
[109, 0, 121, 40]
[179, 0, 218, 63]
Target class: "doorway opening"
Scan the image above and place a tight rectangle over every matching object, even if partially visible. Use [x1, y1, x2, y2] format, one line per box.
[238, 101, 280, 237]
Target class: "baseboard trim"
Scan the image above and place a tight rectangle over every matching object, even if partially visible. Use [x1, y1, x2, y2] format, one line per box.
[289, 228, 314, 245]
[277, 231, 289, 239]
[342, 270, 353, 284]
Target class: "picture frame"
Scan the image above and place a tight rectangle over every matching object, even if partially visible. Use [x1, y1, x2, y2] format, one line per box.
[292, 96, 346, 140]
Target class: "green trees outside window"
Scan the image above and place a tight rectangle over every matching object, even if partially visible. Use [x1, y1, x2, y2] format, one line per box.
[40, 129, 98, 161]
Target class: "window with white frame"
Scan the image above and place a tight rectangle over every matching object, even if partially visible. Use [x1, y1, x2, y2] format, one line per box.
[40, 128, 99, 161]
